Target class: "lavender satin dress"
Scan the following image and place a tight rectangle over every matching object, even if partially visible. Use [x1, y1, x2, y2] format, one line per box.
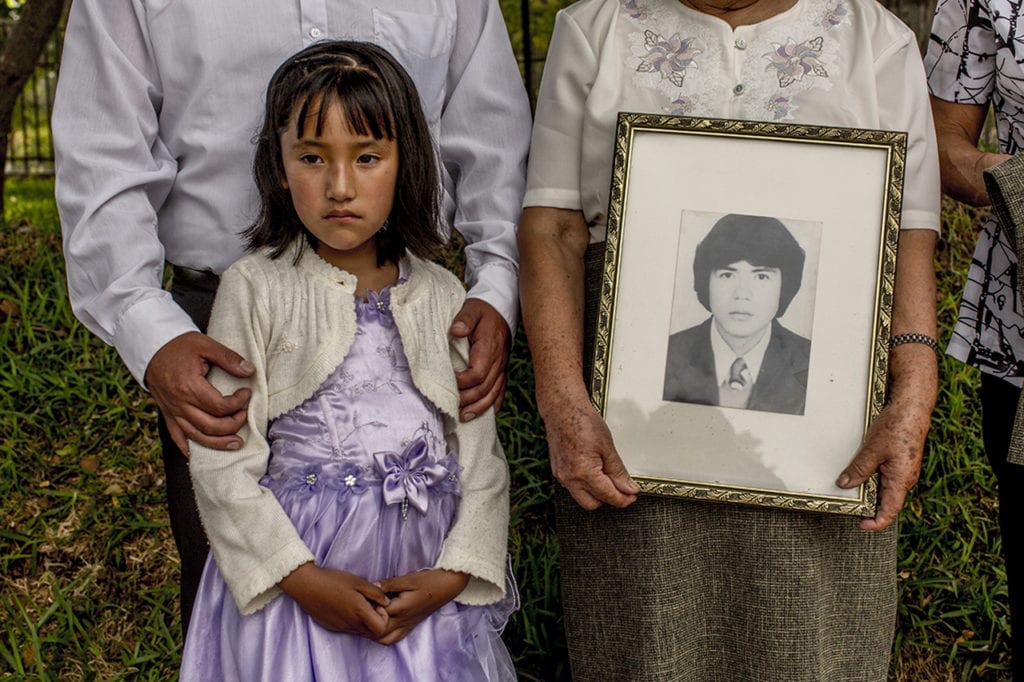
[180, 286, 517, 681]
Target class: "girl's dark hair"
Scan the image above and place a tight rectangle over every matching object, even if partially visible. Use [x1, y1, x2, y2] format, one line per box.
[692, 213, 806, 317]
[244, 40, 442, 264]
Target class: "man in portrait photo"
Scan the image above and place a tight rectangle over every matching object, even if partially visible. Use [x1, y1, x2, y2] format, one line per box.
[663, 213, 812, 415]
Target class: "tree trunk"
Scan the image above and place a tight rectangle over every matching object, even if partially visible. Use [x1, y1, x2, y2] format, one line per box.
[0, 0, 66, 218]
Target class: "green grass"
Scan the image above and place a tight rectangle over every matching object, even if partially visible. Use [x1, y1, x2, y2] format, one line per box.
[0, 183, 1014, 680]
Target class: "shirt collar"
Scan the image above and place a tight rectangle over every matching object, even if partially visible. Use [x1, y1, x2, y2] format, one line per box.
[710, 319, 773, 387]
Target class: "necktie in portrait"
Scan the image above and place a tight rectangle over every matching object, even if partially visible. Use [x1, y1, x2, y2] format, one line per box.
[719, 356, 752, 408]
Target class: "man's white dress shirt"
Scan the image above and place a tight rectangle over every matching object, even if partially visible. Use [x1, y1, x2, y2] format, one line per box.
[53, 0, 531, 384]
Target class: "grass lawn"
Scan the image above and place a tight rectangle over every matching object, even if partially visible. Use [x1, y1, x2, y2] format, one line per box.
[0, 177, 1013, 680]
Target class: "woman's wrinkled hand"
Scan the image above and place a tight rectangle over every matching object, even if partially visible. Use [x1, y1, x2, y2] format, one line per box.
[544, 399, 640, 510]
[835, 391, 932, 532]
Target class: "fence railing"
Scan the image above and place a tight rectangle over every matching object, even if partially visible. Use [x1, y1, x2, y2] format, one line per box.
[4, 19, 61, 177]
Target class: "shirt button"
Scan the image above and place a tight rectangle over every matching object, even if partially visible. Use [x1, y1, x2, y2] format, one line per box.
[735, 38, 747, 50]
[309, 27, 322, 39]
[733, 83, 745, 95]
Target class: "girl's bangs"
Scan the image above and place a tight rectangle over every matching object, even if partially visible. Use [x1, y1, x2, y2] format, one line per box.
[291, 69, 395, 141]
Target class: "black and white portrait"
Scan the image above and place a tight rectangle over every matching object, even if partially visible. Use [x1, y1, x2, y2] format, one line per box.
[663, 211, 821, 416]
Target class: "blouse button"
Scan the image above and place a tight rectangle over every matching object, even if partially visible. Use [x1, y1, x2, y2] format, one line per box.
[309, 27, 323, 39]
[733, 83, 745, 95]
[735, 38, 747, 50]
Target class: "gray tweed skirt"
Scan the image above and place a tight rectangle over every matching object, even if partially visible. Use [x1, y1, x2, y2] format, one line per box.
[556, 492, 897, 681]
[564, 243, 897, 681]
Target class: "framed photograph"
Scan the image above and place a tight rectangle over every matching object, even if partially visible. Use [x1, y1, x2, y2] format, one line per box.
[590, 113, 908, 517]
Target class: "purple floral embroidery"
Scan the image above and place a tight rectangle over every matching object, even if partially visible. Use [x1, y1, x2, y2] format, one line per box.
[358, 288, 395, 327]
[665, 96, 696, 116]
[291, 464, 324, 493]
[374, 438, 453, 515]
[335, 462, 370, 497]
[763, 36, 827, 87]
[637, 30, 700, 87]
[820, 3, 849, 30]
[766, 94, 792, 119]
[621, 0, 651, 20]
[434, 454, 462, 496]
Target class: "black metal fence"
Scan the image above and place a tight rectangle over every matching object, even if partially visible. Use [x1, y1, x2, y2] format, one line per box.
[4, 20, 62, 177]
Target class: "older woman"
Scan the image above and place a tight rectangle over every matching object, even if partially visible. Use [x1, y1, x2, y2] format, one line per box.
[518, 0, 940, 679]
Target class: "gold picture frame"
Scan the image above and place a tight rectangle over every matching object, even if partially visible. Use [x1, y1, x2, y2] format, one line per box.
[590, 113, 907, 517]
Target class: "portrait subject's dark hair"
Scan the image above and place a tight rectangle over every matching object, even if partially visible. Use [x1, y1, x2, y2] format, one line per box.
[692, 214, 805, 316]
[244, 40, 442, 264]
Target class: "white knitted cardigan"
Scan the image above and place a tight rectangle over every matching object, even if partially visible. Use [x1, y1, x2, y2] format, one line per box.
[189, 243, 510, 615]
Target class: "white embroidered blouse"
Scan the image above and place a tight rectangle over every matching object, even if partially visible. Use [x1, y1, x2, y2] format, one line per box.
[524, 0, 941, 243]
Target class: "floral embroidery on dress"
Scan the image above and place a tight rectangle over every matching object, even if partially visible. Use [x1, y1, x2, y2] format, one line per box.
[617, 0, 846, 122]
[336, 461, 369, 497]
[622, 0, 652, 20]
[766, 94, 793, 119]
[259, 460, 378, 496]
[361, 288, 395, 327]
[764, 36, 828, 87]
[667, 95, 697, 116]
[820, 2, 850, 30]
[637, 30, 701, 87]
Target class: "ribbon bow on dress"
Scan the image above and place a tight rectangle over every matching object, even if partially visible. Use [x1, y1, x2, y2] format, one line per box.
[374, 438, 452, 517]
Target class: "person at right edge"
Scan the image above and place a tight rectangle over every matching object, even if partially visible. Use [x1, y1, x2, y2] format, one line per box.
[927, 0, 1024, 676]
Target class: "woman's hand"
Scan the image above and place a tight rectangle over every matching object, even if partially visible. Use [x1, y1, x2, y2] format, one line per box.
[836, 229, 938, 531]
[278, 562, 390, 638]
[373, 569, 470, 645]
[836, 376, 933, 531]
[543, 398, 639, 510]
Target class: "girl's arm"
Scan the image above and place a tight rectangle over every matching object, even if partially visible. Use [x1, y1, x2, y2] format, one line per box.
[429, 333, 510, 605]
[188, 263, 316, 614]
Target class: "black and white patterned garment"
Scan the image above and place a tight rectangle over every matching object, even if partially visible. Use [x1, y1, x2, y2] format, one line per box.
[926, 0, 1024, 385]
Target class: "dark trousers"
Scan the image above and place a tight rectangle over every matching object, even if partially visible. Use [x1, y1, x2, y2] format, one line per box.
[159, 270, 219, 637]
[981, 374, 1024, 680]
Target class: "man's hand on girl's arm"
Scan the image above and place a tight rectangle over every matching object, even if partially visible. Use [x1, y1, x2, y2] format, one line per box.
[451, 298, 510, 421]
[373, 569, 470, 645]
[145, 331, 254, 456]
[278, 562, 390, 638]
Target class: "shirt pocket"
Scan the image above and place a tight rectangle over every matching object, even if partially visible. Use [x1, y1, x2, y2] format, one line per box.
[372, 9, 454, 127]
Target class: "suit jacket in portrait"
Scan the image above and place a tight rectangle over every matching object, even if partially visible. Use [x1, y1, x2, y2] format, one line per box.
[662, 318, 811, 415]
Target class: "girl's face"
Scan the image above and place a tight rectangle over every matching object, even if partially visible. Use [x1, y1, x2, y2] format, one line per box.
[280, 100, 398, 270]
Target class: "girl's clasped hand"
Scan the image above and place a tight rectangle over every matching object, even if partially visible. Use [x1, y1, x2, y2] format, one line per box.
[277, 563, 469, 644]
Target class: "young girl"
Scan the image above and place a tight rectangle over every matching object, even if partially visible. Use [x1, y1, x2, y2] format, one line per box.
[178, 41, 516, 680]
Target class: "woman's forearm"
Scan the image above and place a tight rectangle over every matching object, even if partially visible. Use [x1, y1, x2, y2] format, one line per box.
[888, 229, 939, 416]
[517, 206, 593, 414]
[931, 95, 1009, 207]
